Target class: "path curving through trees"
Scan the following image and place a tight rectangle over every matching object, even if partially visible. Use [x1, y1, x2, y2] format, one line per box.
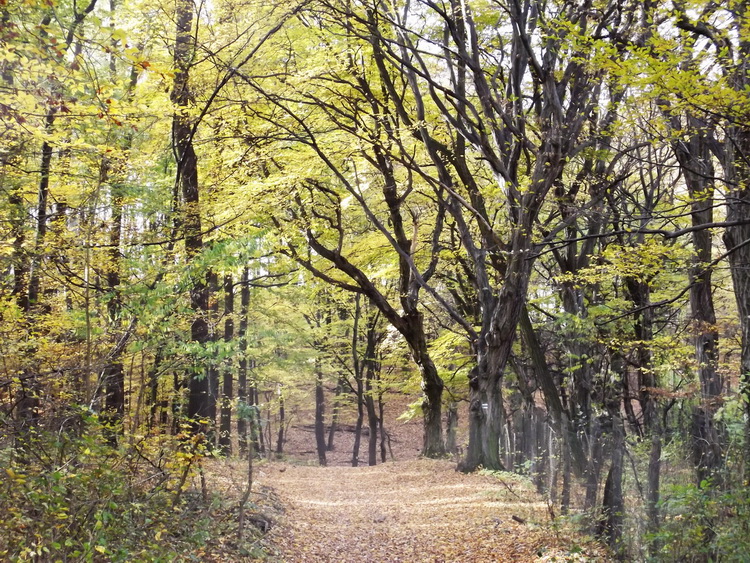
[258, 459, 603, 562]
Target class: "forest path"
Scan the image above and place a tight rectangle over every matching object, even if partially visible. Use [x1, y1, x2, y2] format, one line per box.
[257, 458, 599, 562]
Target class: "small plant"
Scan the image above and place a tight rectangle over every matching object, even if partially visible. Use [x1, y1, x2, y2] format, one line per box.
[648, 481, 750, 562]
[0, 413, 223, 561]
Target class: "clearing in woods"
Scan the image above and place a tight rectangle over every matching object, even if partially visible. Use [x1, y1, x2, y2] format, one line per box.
[255, 458, 606, 562]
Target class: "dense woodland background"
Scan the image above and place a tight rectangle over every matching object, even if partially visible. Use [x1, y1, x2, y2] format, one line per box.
[2, 0, 750, 560]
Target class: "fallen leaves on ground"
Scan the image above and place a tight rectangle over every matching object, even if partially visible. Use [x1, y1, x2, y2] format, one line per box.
[246, 458, 608, 562]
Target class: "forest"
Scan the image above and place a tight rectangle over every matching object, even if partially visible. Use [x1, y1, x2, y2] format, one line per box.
[1, 0, 750, 560]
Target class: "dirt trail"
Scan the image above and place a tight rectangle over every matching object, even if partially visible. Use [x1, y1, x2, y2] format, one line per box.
[257, 459, 602, 562]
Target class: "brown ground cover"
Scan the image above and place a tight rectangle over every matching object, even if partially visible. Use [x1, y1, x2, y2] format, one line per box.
[254, 458, 606, 562]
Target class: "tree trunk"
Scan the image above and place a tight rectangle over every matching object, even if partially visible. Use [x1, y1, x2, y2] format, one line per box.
[326, 376, 344, 451]
[462, 332, 508, 472]
[352, 379, 364, 467]
[102, 161, 125, 439]
[148, 349, 163, 430]
[315, 357, 327, 466]
[719, 19, 750, 488]
[254, 384, 265, 455]
[445, 402, 458, 455]
[238, 268, 249, 455]
[561, 433, 571, 515]
[518, 305, 587, 474]
[276, 387, 285, 455]
[365, 375, 378, 466]
[462, 252, 536, 472]
[9, 185, 28, 311]
[379, 391, 388, 463]
[671, 121, 724, 485]
[597, 413, 625, 559]
[647, 417, 662, 556]
[172, 0, 212, 435]
[624, 278, 654, 435]
[402, 311, 444, 457]
[584, 418, 604, 511]
[220, 274, 234, 455]
[207, 271, 220, 446]
[27, 111, 55, 310]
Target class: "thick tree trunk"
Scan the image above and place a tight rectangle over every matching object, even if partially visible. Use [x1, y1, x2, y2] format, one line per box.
[401, 311, 444, 457]
[682, 130, 723, 484]
[463, 362, 504, 471]
[724, 186, 750, 485]
[597, 413, 625, 559]
[461, 245, 539, 472]
[721, 26, 750, 488]
[172, 0, 212, 434]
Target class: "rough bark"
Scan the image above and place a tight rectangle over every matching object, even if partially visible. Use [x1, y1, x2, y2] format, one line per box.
[721, 13, 750, 490]
[172, 0, 212, 433]
[597, 420, 625, 559]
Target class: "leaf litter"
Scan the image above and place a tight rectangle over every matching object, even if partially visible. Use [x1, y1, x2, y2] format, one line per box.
[248, 458, 608, 562]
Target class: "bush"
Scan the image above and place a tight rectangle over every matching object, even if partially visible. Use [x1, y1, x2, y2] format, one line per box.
[0, 411, 217, 561]
[649, 481, 750, 562]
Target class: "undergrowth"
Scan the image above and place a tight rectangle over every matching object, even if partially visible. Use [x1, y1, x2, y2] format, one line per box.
[0, 408, 270, 561]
